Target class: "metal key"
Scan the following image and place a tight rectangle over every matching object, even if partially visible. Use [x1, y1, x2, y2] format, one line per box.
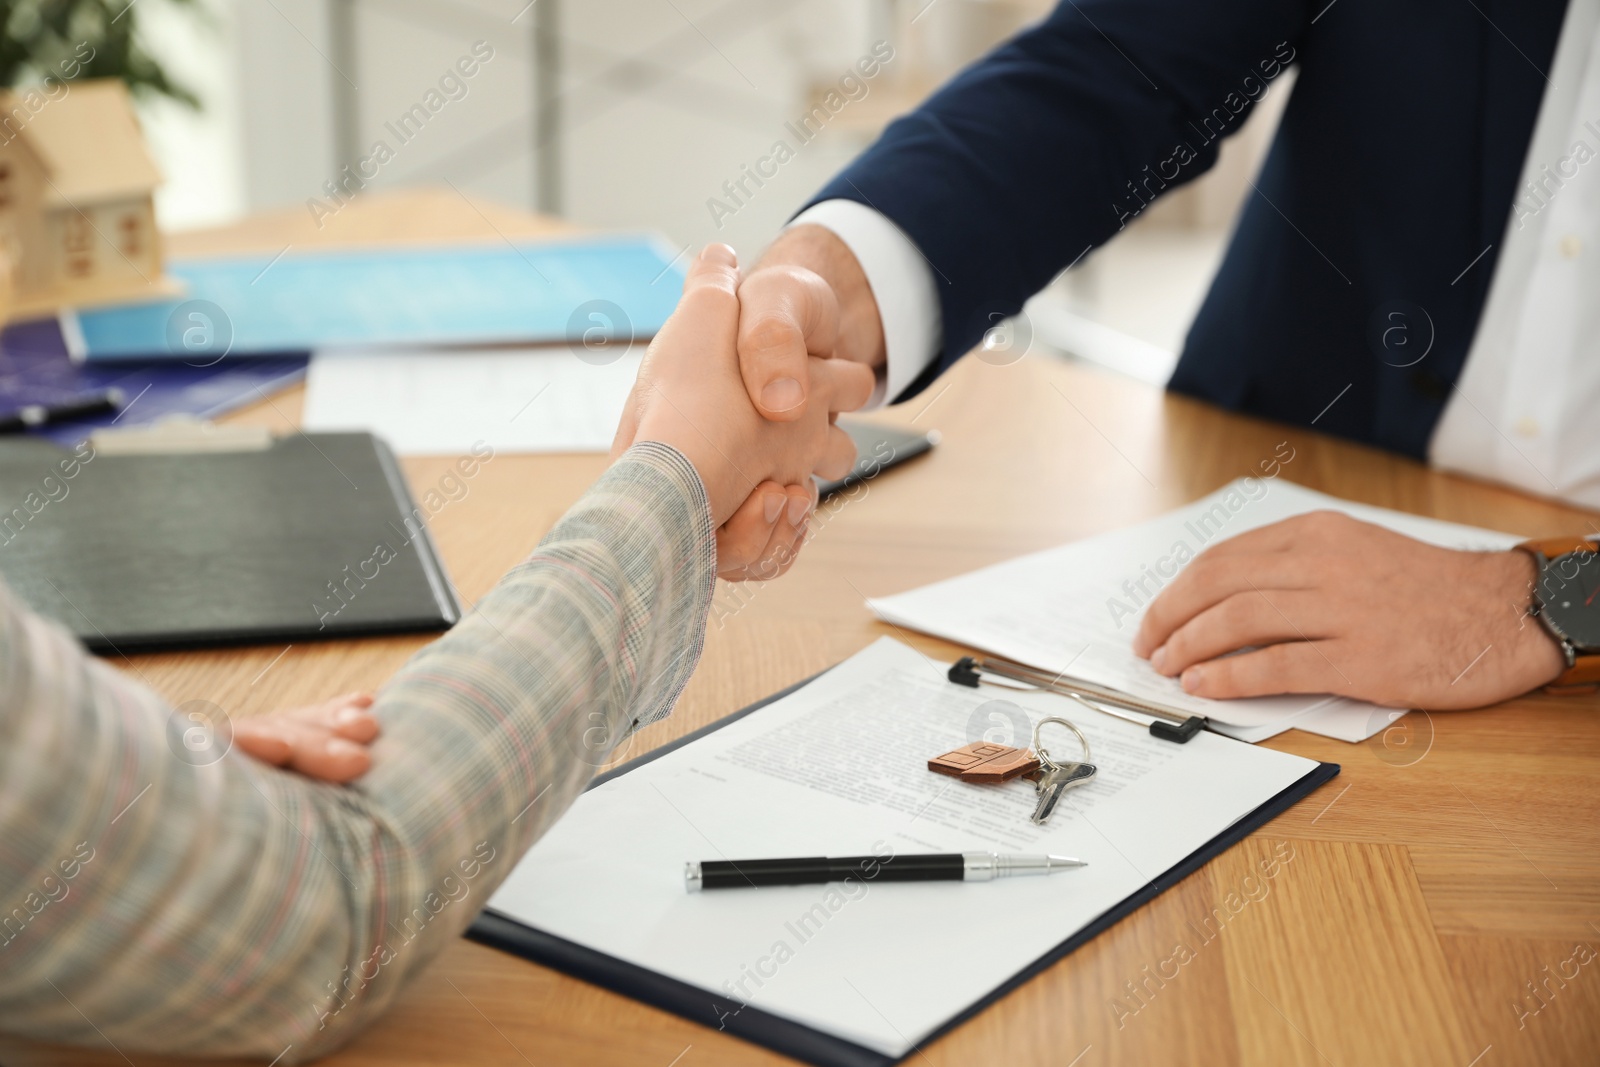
[1030, 760, 1097, 825]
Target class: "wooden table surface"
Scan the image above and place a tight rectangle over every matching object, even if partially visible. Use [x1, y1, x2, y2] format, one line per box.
[8, 191, 1599, 1067]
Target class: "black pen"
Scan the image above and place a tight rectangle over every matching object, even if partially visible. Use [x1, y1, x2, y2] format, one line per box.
[0, 388, 124, 434]
[684, 852, 1087, 892]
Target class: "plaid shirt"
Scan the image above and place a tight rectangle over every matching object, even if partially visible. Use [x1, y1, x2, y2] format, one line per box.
[0, 442, 715, 1062]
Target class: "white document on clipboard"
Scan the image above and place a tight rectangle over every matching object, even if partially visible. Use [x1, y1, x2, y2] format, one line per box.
[868, 479, 1522, 744]
[485, 638, 1323, 1058]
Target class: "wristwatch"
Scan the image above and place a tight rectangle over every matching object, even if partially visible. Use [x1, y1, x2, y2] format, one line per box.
[1515, 536, 1600, 689]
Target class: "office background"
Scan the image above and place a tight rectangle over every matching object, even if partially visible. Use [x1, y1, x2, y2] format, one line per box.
[136, 0, 1288, 380]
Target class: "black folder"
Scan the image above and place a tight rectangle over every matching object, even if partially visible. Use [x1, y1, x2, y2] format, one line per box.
[468, 670, 1340, 1067]
[0, 432, 460, 653]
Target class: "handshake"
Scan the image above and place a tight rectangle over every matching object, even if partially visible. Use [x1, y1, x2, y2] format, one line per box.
[612, 242, 878, 582]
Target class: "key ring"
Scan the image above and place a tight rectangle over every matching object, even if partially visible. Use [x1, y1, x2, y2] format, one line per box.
[1032, 716, 1091, 770]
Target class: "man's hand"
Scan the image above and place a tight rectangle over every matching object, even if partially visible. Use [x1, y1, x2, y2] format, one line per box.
[612, 244, 876, 580]
[234, 692, 380, 782]
[737, 224, 886, 421]
[636, 225, 882, 581]
[1131, 511, 1567, 710]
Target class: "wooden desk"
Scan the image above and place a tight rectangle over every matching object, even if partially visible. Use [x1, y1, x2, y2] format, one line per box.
[9, 192, 1599, 1067]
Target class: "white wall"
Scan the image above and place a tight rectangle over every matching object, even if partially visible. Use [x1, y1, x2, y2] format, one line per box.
[230, 0, 341, 216]
[135, 0, 250, 230]
[154, 0, 894, 259]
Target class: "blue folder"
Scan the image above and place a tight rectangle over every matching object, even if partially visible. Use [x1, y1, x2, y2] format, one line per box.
[64, 233, 687, 361]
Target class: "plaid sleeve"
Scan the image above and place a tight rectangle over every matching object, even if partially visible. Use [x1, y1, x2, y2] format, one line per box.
[0, 441, 716, 1062]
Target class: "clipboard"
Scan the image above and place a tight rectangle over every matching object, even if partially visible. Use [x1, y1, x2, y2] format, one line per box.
[0, 429, 461, 653]
[467, 667, 1339, 1067]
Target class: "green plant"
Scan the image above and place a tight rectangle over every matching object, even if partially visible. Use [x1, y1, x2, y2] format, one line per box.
[0, 0, 200, 107]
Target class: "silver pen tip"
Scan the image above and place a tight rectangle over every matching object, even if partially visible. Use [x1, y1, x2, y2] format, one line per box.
[1048, 855, 1088, 868]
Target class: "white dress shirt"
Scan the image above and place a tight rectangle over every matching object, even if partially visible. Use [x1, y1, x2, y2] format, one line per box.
[789, 198, 943, 409]
[1429, 0, 1600, 510]
[792, 0, 1600, 509]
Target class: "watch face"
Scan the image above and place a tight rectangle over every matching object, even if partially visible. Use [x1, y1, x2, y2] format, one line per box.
[1540, 548, 1600, 652]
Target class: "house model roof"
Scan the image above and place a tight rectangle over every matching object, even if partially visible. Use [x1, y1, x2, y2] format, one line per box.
[0, 79, 162, 208]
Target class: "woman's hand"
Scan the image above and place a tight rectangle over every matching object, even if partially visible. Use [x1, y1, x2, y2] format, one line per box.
[234, 692, 380, 782]
[612, 245, 875, 580]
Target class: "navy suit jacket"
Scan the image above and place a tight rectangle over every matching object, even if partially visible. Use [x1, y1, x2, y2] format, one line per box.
[806, 0, 1570, 458]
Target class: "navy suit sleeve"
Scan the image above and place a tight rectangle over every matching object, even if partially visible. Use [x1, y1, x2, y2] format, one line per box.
[806, 0, 1311, 400]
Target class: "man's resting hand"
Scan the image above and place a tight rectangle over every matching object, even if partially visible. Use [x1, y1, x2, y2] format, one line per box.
[1132, 512, 1566, 709]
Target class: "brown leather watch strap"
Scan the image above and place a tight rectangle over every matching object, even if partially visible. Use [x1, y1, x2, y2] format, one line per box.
[1549, 658, 1600, 692]
[1514, 536, 1599, 562]
[1547, 666, 1600, 690]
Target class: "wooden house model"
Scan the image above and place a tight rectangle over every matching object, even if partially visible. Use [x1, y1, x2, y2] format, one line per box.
[0, 79, 175, 318]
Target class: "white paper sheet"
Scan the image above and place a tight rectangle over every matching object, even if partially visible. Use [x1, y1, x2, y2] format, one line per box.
[487, 638, 1320, 1057]
[302, 346, 643, 455]
[868, 478, 1521, 742]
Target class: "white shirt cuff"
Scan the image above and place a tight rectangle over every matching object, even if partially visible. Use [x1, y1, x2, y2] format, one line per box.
[787, 199, 941, 407]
